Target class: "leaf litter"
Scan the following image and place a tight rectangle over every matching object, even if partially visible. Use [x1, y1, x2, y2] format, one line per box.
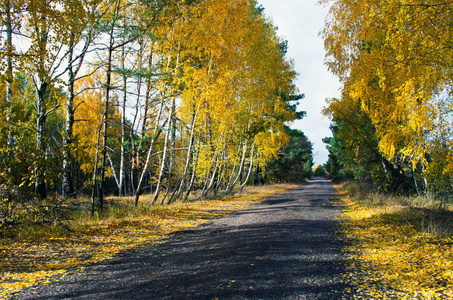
[0, 185, 296, 299]
[334, 185, 453, 299]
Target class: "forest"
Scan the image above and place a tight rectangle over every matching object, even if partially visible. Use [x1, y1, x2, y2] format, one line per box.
[1, 0, 453, 297]
[0, 0, 314, 220]
[321, 0, 453, 200]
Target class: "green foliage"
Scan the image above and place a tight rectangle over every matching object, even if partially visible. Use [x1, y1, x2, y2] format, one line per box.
[266, 126, 313, 183]
[0, 72, 65, 200]
[322, 136, 351, 180]
[0, 75, 37, 194]
[323, 118, 417, 194]
[0, 0, 302, 218]
[322, 0, 453, 200]
[313, 164, 326, 177]
[0, 192, 65, 226]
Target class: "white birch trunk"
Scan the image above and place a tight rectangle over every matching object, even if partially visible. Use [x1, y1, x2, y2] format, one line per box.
[184, 136, 201, 202]
[240, 142, 255, 191]
[134, 97, 167, 206]
[168, 104, 200, 204]
[5, 0, 13, 148]
[151, 110, 173, 204]
[227, 139, 248, 193]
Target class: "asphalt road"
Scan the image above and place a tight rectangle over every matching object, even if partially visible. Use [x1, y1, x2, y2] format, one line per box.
[11, 178, 349, 299]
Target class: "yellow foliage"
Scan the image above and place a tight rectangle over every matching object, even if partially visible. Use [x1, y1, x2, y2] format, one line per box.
[170, 0, 298, 180]
[0, 185, 296, 299]
[335, 186, 453, 299]
[72, 72, 122, 175]
[322, 0, 453, 191]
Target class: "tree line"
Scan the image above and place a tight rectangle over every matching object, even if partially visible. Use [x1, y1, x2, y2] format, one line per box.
[0, 0, 312, 215]
[321, 0, 453, 199]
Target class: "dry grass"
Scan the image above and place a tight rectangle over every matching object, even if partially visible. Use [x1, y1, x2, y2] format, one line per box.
[0, 184, 296, 299]
[335, 182, 453, 299]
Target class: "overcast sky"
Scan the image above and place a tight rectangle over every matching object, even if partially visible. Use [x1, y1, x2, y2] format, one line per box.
[257, 0, 341, 165]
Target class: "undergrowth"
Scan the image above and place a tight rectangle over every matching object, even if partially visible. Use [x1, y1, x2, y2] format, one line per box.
[0, 184, 296, 299]
[336, 182, 453, 299]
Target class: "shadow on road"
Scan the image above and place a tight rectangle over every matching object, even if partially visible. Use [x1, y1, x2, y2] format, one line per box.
[11, 179, 350, 300]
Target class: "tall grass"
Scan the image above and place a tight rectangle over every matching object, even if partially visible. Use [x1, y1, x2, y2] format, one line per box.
[339, 181, 453, 237]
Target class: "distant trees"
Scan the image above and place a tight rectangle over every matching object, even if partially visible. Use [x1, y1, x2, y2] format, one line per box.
[313, 164, 326, 178]
[267, 126, 313, 183]
[321, 0, 453, 198]
[0, 0, 308, 212]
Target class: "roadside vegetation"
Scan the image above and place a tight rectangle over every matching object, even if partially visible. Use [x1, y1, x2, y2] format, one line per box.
[1, 0, 310, 219]
[321, 0, 453, 199]
[320, 1, 453, 296]
[0, 184, 297, 299]
[335, 182, 453, 299]
[0, 1, 315, 298]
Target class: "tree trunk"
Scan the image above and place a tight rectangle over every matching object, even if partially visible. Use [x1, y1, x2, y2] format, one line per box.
[227, 139, 248, 193]
[214, 138, 231, 193]
[62, 42, 76, 198]
[167, 42, 181, 196]
[128, 40, 146, 196]
[107, 151, 120, 191]
[225, 142, 242, 191]
[62, 21, 93, 198]
[184, 136, 201, 202]
[151, 109, 173, 205]
[91, 123, 103, 216]
[35, 80, 48, 199]
[132, 45, 154, 196]
[34, 12, 50, 199]
[134, 97, 167, 206]
[197, 134, 224, 199]
[240, 142, 255, 191]
[5, 0, 13, 148]
[119, 47, 128, 197]
[167, 96, 176, 196]
[215, 156, 227, 193]
[168, 104, 199, 204]
[98, 29, 115, 211]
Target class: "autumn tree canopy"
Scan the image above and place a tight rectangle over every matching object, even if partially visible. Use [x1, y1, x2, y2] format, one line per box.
[321, 0, 453, 197]
[0, 0, 307, 212]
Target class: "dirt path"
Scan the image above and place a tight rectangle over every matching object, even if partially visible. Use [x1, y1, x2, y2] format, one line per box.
[10, 179, 348, 299]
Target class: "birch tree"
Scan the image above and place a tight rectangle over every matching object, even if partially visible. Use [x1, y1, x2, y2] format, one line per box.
[322, 0, 453, 195]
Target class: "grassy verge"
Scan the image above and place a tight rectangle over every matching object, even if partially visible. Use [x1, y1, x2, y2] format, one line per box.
[335, 182, 453, 299]
[0, 184, 297, 299]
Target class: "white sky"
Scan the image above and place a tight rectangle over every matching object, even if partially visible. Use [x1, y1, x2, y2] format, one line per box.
[257, 0, 341, 165]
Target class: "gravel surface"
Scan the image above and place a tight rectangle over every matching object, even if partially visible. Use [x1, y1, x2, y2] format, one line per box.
[11, 178, 349, 299]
